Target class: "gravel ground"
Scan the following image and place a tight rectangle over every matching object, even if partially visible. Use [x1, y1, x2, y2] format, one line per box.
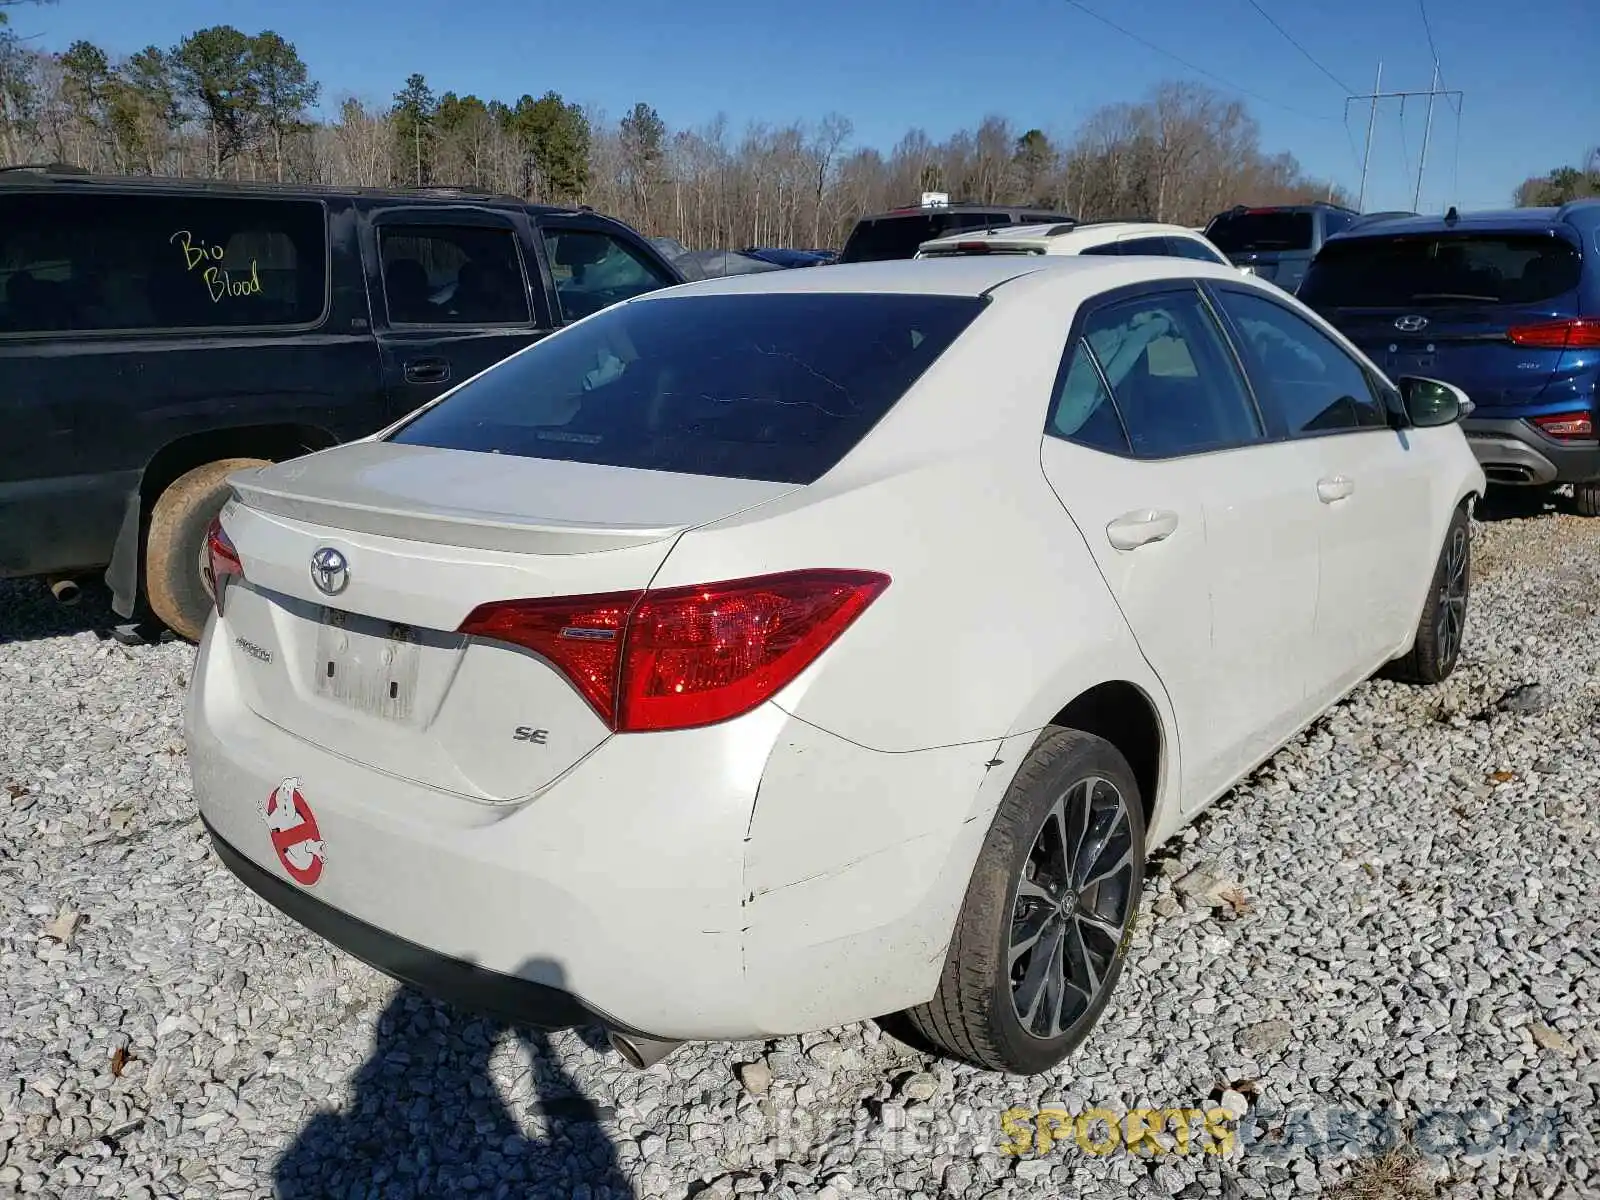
[2, 497, 1598, 1200]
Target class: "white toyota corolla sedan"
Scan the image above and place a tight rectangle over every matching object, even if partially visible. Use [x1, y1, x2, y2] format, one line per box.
[187, 255, 1485, 1075]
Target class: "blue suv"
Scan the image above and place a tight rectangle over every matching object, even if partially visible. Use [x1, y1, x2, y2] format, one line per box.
[1299, 201, 1600, 511]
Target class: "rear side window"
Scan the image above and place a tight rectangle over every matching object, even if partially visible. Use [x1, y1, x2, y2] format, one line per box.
[1298, 233, 1583, 308]
[381, 225, 530, 326]
[0, 191, 327, 334]
[1204, 210, 1314, 254]
[1116, 237, 1173, 257]
[389, 292, 986, 484]
[1050, 288, 1262, 458]
[841, 213, 1010, 262]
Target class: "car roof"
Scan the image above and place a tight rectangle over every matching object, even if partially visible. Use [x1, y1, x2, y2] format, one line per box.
[1326, 207, 1580, 242]
[0, 166, 581, 216]
[636, 254, 1246, 301]
[917, 220, 1210, 255]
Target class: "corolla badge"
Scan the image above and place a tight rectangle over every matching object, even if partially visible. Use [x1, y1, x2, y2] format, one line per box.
[1394, 314, 1429, 332]
[310, 547, 349, 596]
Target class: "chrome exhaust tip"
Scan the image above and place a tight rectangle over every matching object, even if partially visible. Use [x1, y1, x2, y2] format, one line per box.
[606, 1030, 683, 1070]
[48, 576, 81, 606]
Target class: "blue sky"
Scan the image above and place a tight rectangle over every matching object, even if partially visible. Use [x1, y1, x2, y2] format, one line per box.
[16, 0, 1597, 213]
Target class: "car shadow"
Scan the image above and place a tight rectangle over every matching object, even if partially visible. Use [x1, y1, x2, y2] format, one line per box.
[1474, 486, 1569, 522]
[273, 962, 635, 1200]
[0, 577, 167, 647]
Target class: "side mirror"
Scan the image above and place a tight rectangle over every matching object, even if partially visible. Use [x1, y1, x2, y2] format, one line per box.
[1399, 376, 1474, 427]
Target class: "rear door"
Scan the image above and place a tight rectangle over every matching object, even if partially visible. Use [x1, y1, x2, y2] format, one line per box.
[1211, 284, 1432, 695]
[364, 205, 552, 421]
[1038, 282, 1320, 808]
[1297, 230, 1587, 414]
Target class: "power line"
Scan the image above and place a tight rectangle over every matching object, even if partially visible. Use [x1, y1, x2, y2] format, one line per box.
[1417, 0, 1446, 82]
[1241, 0, 1355, 94]
[1061, 0, 1335, 122]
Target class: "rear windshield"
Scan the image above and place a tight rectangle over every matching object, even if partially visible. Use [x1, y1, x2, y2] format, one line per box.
[1204, 211, 1315, 254]
[1299, 233, 1583, 308]
[841, 213, 1014, 262]
[389, 292, 986, 484]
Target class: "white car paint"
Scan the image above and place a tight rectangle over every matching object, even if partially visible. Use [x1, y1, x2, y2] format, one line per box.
[916, 220, 1237, 266]
[186, 255, 1485, 1046]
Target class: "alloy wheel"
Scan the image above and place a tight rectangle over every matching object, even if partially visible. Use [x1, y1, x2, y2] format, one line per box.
[1008, 776, 1137, 1039]
[1435, 524, 1469, 668]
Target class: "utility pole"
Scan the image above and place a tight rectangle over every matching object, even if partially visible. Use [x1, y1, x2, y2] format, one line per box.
[1344, 67, 1463, 212]
[1414, 60, 1440, 210]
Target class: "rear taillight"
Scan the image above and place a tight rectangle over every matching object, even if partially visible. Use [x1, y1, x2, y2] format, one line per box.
[458, 569, 890, 733]
[1532, 411, 1595, 439]
[1506, 319, 1600, 350]
[203, 517, 242, 615]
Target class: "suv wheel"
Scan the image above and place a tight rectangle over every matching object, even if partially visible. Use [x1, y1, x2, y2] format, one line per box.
[1389, 505, 1470, 684]
[904, 727, 1146, 1074]
[1573, 483, 1600, 517]
[145, 458, 267, 642]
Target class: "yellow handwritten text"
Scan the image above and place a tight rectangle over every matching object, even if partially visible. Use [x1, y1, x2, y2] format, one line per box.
[171, 230, 261, 302]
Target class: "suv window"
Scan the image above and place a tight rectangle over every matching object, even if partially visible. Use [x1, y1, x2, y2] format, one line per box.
[1204, 210, 1315, 254]
[380, 225, 530, 326]
[841, 212, 1011, 263]
[1298, 233, 1583, 308]
[1051, 288, 1262, 457]
[542, 228, 677, 323]
[1215, 289, 1386, 433]
[1117, 236, 1173, 257]
[389, 292, 986, 484]
[0, 191, 327, 334]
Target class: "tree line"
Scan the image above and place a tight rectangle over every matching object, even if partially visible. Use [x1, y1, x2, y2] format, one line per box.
[0, 16, 1354, 248]
[1514, 148, 1599, 207]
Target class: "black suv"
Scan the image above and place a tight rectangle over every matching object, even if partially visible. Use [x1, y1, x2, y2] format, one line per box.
[839, 202, 1076, 263]
[0, 168, 684, 639]
[1202, 202, 1362, 293]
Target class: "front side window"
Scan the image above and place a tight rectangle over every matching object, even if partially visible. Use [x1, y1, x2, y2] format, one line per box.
[542, 229, 676, 323]
[0, 192, 327, 334]
[380, 225, 531, 326]
[1050, 289, 1262, 458]
[389, 292, 986, 484]
[1215, 289, 1386, 434]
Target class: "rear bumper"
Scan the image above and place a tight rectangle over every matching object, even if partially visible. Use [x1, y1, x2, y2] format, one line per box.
[185, 617, 1014, 1040]
[1462, 418, 1600, 486]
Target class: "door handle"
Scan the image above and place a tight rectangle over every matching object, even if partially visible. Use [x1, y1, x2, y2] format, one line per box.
[1106, 509, 1180, 551]
[403, 358, 451, 385]
[1316, 475, 1355, 504]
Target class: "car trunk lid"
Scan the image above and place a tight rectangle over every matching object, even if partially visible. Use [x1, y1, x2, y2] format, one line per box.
[218, 443, 798, 800]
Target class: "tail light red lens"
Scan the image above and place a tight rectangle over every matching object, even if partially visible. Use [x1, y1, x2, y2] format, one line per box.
[203, 517, 243, 615]
[1507, 319, 1600, 350]
[458, 569, 890, 733]
[1532, 411, 1595, 439]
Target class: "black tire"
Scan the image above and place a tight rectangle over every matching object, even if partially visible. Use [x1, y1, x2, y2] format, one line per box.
[1573, 483, 1600, 518]
[1388, 505, 1470, 685]
[145, 458, 268, 642]
[904, 727, 1146, 1074]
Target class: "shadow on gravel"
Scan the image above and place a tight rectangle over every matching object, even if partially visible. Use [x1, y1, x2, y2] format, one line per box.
[0, 577, 129, 645]
[1474, 486, 1570, 523]
[274, 965, 635, 1200]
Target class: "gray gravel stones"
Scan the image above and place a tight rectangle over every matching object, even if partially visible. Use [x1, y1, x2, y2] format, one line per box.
[3, 504, 1600, 1199]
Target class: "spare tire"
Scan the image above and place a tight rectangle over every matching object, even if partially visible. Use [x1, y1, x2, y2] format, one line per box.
[145, 458, 268, 642]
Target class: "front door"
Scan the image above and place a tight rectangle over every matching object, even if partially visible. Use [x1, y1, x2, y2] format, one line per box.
[1038, 283, 1320, 809]
[365, 207, 552, 422]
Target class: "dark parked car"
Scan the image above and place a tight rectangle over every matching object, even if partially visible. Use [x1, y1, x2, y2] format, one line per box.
[1299, 201, 1600, 511]
[1203, 201, 1360, 292]
[839, 203, 1076, 263]
[0, 168, 684, 638]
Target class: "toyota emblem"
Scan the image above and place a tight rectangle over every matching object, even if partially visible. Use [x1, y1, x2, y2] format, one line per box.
[310, 547, 349, 596]
[1394, 314, 1429, 332]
